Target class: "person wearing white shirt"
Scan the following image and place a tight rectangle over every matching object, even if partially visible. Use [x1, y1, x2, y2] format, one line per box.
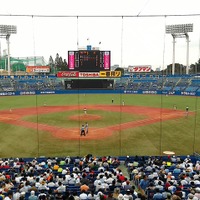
[38, 181, 49, 191]
[54, 182, 66, 193]
[13, 191, 21, 200]
[105, 174, 114, 184]
[68, 174, 76, 185]
[98, 166, 105, 172]
[4, 191, 13, 200]
[79, 190, 88, 200]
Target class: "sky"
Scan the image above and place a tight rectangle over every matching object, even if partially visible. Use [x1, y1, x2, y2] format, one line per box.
[0, 0, 200, 70]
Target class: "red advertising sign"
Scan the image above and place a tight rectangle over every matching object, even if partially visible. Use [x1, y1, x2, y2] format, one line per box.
[57, 71, 79, 78]
[128, 65, 151, 73]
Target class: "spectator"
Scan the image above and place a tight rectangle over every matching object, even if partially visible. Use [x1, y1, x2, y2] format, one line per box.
[153, 188, 163, 200]
[80, 184, 89, 192]
[54, 181, 66, 193]
[123, 189, 133, 200]
[79, 190, 88, 200]
[112, 187, 121, 199]
[28, 191, 38, 200]
[194, 187, 200, 199]
[4, 191, 13, 200]
[38, 181, 49, 191]
[123, 180, 132, 191]
[138, 175, 149, 196]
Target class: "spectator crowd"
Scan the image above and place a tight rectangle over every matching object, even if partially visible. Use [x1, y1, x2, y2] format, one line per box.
[0, 154, 200, 200]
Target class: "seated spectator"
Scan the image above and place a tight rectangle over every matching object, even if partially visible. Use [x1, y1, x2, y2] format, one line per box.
[68, 174, 76, 185]
[4, 179, 14, 192]
[4, 190, 13, 200]
[171, 194, 181, 200]
[87, 190, 97, 200]
[112, 187, 121, 199]
[54, 192, 64, 200]
[174, 187, 183, 199]
[135, 192, 146, 200]
[80, 183, 89, 192]
[166, 193, 171, 200]
[80, 173, 90, 186]
[38, 190, 47, 200]
[19, 181, 32, 193]
[173, 165, 181, 174]
[162, 188, 171, 199]
[79, 190, 88, 200]
[130, 186, 138, 199]
[12, 189, 21, 200]
[96, 191, 107, 200]
[153, 188, 163, 200]
[123, 189, 133, 200]
[194, 187, 200, 199]
[155, 180, 164, 191]
[168, 182, 177, 194]
[53, 163, 59, 171]
[28, 190, 38, 200]
[106, 173, 114, 185]
[54, 181, 66, 193]
[123, 180, 132, 191]
[38, 181, 49, 191]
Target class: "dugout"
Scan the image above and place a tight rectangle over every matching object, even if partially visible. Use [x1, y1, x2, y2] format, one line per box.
[64, 79, 114, 89]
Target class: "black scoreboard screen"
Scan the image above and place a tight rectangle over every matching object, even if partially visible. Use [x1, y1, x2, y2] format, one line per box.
[68, 50, 110, 72]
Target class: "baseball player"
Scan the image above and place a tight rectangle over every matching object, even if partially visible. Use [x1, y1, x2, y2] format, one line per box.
[80, 125, 86, 136]
[85, 122, 89, 134]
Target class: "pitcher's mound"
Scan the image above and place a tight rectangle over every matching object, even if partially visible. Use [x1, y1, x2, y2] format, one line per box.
[69, 114, 102, 121]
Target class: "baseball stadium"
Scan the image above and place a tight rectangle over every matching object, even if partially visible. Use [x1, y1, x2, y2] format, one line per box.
[1, 12, 200, 200]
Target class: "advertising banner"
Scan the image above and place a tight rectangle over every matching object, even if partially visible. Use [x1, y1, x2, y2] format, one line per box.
[57, 71, 79, 78]
[68, 51, 75, 70]
[128, 66, 151, 73]
[79, 72, 100, 78]
[26, 66, 50, 73]
[104, 51, 110, 70]
[99, 71, 121, 78]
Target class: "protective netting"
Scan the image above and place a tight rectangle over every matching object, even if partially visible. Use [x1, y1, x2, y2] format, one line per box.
[0, 56, 47, 72]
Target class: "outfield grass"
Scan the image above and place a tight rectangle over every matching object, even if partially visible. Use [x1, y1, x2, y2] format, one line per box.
[0, 93, 199, 158]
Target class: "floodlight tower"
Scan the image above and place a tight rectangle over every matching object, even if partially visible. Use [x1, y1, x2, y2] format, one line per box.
[0, 25, 17, 75]
[166, 24, 193, 75]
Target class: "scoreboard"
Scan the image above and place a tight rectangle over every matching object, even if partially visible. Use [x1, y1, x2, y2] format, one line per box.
[68, 50, 111, 72]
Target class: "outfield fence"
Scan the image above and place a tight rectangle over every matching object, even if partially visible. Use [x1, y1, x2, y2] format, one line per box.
[0, 89, 199, 96]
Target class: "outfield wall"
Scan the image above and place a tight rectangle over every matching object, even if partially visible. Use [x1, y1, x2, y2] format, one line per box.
[0, 89, 199, 96]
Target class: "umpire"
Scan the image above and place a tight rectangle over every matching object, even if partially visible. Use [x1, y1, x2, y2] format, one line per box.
[80, 124, 86, 136]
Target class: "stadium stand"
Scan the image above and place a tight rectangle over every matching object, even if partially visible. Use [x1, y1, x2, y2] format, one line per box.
[0, 154, 200, 200]
[0, 74, 200, 96]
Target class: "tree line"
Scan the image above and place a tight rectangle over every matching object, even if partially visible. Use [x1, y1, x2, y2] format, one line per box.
[48, 53, 200, 75]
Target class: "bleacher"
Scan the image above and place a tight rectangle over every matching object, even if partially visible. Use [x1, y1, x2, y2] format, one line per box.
[118, 75, 200, 94]
[0, 74, 199, 95]
[0, 154, 200, 200]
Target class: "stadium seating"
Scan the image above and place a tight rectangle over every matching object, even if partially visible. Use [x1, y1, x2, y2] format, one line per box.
[0, 74, 200, 94]
[0, 154, 200, 200]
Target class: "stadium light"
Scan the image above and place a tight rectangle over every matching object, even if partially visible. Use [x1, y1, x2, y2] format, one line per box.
[166, 24, 193, 34]
[0, 25, 17, 75]
[165, 23, 193, 75]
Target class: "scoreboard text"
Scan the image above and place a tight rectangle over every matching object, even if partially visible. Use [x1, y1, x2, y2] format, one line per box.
[68, 50, 111, 72]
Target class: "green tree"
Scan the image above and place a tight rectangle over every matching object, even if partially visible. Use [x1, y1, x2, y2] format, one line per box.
[12, 62, 26, 72]
[48, 56, 55, 74]
[189, 58, 200, 74]
[162, 63, 186, 75]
